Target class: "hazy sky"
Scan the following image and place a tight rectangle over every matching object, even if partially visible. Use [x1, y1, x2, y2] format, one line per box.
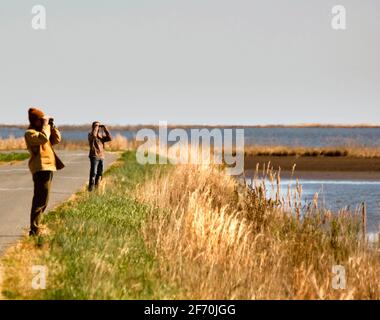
[1, 0, 379, 125]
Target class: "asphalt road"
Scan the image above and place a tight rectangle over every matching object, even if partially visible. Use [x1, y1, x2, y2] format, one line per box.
[0, 151, 118, 255]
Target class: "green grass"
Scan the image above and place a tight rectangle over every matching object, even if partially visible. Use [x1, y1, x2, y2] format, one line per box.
[1, 151, 178, 300]
[0, 152, 29, 163]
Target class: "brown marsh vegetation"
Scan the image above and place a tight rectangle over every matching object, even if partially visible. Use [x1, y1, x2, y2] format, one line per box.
[135, 160, 380, 299]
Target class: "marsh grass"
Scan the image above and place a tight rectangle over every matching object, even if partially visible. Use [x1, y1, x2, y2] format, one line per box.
[136, 162, 380, 299]
[0, 136, 26, 151]
[1, 151, 380, 300]
[56, 134, 140, 151]
[245, 145, 380, 158]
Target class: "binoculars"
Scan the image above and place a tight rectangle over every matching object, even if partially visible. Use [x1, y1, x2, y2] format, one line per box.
[48, 118, 55, 126]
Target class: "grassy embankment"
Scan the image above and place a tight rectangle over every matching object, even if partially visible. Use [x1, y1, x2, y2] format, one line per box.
[1, 151, 380, 300]
[0, 152, 29, 164]
[1, 152, 176, 300]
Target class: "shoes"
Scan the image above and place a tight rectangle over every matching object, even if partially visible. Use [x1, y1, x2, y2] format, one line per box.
[95, 176, 102, 188]
[88, 177, 102, 192]
[29, 225, 47, 237]
[29, 230, 40, 237]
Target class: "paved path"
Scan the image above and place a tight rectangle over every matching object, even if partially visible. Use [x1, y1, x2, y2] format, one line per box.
[0, 151, 118, 255]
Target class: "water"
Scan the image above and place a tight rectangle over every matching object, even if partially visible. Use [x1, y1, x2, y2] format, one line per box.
[2, 126, 380, 147]
[2, 126, 380, 232]
[243, 127, 380, 147]
[247, 178, 380, 233]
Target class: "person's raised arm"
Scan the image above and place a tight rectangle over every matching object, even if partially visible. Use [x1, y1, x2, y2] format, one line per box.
[25, 119, 51, 146]
[91, 125, 99, 137]
[89, 124, 98, 144]
[101, 126, 112, 143]
[50, 125, 62, 146]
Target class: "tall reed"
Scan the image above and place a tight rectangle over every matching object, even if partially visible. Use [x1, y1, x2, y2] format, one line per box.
[0, 136, 26, 151]
[135, 162, 380, 299]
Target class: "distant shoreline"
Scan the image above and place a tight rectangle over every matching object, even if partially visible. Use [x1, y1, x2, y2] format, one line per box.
[1, 124, 380, 130]
[245, 155, 380, 177]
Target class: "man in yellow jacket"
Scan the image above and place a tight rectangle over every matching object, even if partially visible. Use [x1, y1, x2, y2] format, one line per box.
[24, 108, 65, 236]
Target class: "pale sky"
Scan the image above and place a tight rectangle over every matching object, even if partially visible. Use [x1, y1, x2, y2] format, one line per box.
[0, 0, 379, 125]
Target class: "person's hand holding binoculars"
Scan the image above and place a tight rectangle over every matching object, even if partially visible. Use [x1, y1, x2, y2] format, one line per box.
[42, 116, 55, 127]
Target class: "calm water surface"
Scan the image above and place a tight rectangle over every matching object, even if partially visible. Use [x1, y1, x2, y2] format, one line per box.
[245, 177, 380, 234]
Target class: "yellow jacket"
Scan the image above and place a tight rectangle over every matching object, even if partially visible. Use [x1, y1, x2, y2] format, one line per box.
[24, 125, 65, 174]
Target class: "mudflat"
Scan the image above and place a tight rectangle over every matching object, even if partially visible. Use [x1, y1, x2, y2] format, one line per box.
[245, 155, 380, 180]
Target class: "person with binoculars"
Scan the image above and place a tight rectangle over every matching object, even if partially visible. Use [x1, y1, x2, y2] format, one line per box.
[88, 121, 112, 191]
[24, 108, 65, 236]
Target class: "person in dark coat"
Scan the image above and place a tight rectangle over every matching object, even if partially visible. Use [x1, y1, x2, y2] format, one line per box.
[88, 121, 112, 191]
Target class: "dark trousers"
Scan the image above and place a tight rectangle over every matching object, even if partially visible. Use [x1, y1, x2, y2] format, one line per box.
[89, 157, 104, 191]
[30, 171, 53, 235]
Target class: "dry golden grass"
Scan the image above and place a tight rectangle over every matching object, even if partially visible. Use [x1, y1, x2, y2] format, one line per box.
[135, 163, 380, 300]
[55, 134, 138, 151]
[0, 240, 51, 300]
[0, 263, 4, 300]
[0, 136, 26, 151]
[245, 145, 380, 158]
[106, 134, 139, 151]
[0, 134, 138, 152]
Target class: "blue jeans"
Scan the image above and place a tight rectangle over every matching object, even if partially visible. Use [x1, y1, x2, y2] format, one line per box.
[89, 157, 104, 191]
